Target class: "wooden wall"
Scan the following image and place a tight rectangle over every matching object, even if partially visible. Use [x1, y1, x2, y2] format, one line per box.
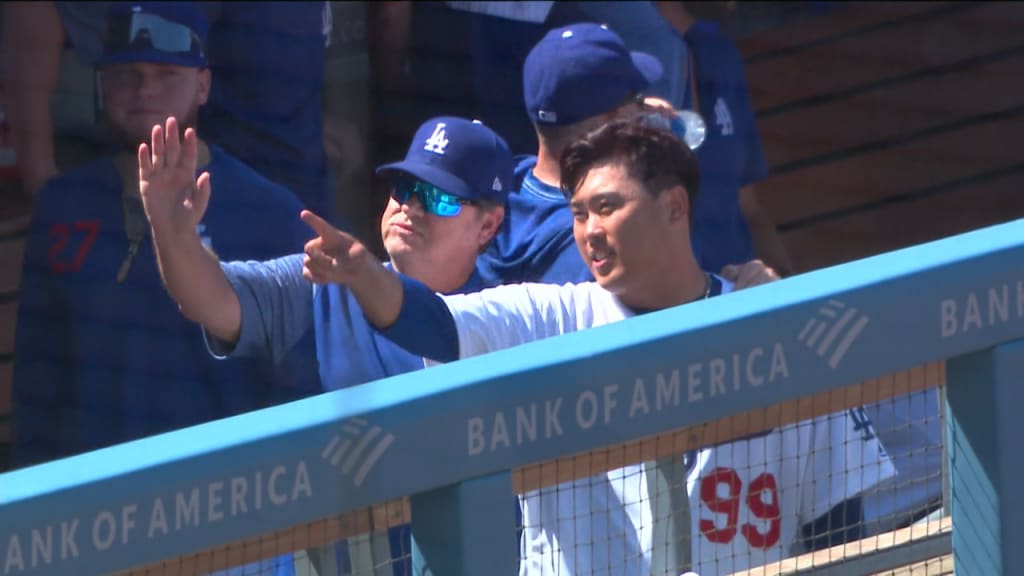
[738, 1, 1024, 272]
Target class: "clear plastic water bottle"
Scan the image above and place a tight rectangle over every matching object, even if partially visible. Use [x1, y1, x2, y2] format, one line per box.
[644, 109, 707, 151]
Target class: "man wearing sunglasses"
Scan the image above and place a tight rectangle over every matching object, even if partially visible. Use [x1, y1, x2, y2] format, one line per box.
[13, 1, 315, 464]
[11, 6, 316, 574]
[138, 114, 510, 575]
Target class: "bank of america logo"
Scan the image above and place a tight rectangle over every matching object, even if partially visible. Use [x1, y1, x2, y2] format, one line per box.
[797, 300, 870, 369]
[321, 418, 395, 487]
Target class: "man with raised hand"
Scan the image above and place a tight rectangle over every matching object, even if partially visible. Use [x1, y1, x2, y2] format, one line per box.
[213, 118, 894, 575]
[139, 113, 511, 575]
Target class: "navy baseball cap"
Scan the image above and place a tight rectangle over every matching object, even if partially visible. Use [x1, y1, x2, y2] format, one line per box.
[524, 22, 663, 126]
[98, 2, 208, 68]
[376, 117, 514, 205]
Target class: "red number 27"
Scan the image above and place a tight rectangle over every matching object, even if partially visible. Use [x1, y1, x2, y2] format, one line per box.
[699, 467, 781, 549]
[48, 220, 100, 273]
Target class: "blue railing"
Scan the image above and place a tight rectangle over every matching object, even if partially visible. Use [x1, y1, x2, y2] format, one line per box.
[2, 218, 1023, 575]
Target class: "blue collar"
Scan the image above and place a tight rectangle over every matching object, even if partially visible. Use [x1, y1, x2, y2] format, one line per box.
[626, 273, 723, 316]
[521, 168, 566, 203]
[385, 262, 486, 296]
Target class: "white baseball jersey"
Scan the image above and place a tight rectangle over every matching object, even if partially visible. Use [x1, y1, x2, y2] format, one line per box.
[437, 280, 895, 576]
[685, 410, 893, 575]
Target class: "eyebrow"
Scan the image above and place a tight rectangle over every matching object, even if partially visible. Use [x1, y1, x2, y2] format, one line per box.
[570, 190, 622, 210]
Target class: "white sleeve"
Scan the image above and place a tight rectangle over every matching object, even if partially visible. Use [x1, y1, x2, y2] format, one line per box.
[801, 409, 897, 522]
[441, 283, 582, 359]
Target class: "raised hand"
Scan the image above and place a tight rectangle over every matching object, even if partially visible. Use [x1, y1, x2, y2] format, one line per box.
[300, 210, 371, 285]
[138, 116, 210, 238]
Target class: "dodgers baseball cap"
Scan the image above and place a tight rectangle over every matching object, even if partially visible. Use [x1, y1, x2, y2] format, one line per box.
[524, 22, 663, 126]
[376, 117, 514, 205]
[98, 2, 208, 68]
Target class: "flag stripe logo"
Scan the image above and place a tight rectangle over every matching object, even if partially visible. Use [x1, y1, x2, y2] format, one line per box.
[797, 300, 870, 370]
[321, 418, 395, 487]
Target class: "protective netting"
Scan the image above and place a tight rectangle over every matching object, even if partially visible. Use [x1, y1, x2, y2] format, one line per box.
[121, 367, 950, 576]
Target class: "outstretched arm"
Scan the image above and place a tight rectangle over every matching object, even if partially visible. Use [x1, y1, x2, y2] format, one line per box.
[299, 211, 460, 362]
[139, 117, 242, 344]
[300, 210, 405, 328]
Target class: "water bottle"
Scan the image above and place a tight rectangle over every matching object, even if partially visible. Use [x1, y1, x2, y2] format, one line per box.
[644, 109, 707, 151]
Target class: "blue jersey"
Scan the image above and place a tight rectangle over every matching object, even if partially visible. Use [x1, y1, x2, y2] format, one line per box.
[477, 156, 592, 286]
[684, 20, 769, 273]
[200, 2, 334, 220]
[12, 145, 314, 467]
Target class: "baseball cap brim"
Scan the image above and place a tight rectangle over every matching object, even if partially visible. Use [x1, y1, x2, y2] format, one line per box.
[98, 50, 206, 68]
[631, 51, 664, 86]
[376, 161, 476, 201]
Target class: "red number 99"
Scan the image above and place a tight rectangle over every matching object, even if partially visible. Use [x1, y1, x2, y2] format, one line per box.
[699, 467, 781, 549]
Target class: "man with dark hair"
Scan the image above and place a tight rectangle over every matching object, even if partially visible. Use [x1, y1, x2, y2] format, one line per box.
[159, 117, 890, 575]
[476, 21, 782, 291]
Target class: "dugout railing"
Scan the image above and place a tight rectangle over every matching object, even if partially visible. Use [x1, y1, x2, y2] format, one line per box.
[2, 218, 1023, 575]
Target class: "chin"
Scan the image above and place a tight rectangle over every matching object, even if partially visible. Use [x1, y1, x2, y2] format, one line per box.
[592, 270, 626, 295]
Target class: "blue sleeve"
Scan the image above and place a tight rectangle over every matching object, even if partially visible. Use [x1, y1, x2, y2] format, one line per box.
[10, 193, 73, 467]
[378, 274, 460, 363]
[206, 254, 315, 366]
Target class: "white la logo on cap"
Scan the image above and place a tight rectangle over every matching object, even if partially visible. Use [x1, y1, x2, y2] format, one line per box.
[492, 176, 503, 192]
[423, 122, 449, 155]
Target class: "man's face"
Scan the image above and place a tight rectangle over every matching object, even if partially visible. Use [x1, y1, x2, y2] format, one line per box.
[570, 160, 680, 300]
[101, 62, 210, 146]
[380, 180, 502, 281]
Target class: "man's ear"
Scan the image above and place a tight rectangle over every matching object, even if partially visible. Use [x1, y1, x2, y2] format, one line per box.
[477, 205, 505, 249]
[663, 184, 689, 224]
[197, 68, 212, 106]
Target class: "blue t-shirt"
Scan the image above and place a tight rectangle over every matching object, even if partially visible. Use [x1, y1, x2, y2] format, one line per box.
[683, 20, 769, 273]
[200, 2, 335, 220]
[477, 156, 592, 286]
[12, 145, 315, 467]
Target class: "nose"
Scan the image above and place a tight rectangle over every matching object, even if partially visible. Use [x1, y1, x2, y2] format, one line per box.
[134, 72, 161, 97]
[584, 214, 604, 242]
[399, 192, 425, 215]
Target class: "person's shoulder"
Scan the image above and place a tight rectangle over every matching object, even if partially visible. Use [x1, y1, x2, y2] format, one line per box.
[513, 154, 538, 177]
[689, 20, 745, 67]
[34, 157, 119, 212]
[206, 145, 305, 210]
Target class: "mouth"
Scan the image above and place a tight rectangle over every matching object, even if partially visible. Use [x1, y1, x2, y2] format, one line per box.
[390, 221, 418, 236]
[589, 248, 615, 274]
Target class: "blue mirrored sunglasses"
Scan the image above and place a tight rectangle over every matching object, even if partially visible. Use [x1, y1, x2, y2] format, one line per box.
[390, 179, 475, 217]
[106, 12, 204, 57]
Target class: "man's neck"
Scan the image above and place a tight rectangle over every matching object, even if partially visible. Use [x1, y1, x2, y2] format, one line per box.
[115, 138, 211, 197]
[532, 143, 562, 188]
[618, 250, 707, 312]
[392, 258, 476, 295]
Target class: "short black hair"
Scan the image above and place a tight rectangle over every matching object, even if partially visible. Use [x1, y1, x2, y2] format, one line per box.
[559, 118, 700, 219]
